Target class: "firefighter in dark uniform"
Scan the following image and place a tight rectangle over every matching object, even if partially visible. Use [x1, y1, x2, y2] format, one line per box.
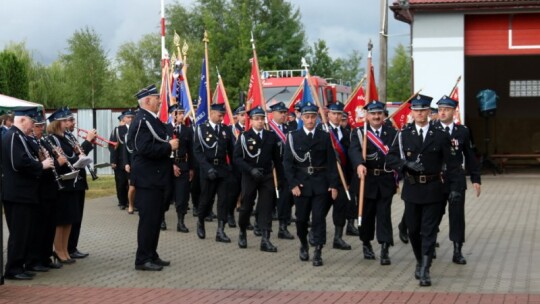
[234, 106, 282, 251]
[287, 112, 297, 131]
[110, 109, 134, 211]
[268, 102, 294, 240]
[226, 105, 246, 228]
[283, 102, 339, 266]
[318, 102, 353, 251]
[166, 104, 194, 233]
[434, 95, 481, 265]
[194, 103, 235, 243]
[349, 101, 398, 265]
[128, 84, 178, 271]
[386, 94, 459, 286]
[2, 107, 53, 280]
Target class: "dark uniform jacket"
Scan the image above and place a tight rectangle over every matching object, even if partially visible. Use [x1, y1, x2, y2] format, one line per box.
[127, 109, 172, 190]
[317, 123, 352, 183]
[288, 120, 298, 131]
[433, 122, 481, 192]
[386, 123, 459, 204]
[28, 136, 62, 200]
[1, 127, 43, 204]
[165, 123, 194, 173]
[193, 121, 234, 179]
[283, 128, 339, 197]
[51, 132, 93, 191]
[349, 124, 398, 199]
[233, 128, 281, 176]
[110, 125, 129, 168]
[268, 121, 289, 179]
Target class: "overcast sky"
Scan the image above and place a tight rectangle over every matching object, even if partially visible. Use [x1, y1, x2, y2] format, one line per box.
[0, 0, 410, 68]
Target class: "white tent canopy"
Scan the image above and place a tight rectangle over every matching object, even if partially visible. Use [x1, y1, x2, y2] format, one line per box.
[0, 93, 43, 112]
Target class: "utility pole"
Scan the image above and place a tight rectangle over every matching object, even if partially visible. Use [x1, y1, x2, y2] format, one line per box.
[379, 0, 389, 103]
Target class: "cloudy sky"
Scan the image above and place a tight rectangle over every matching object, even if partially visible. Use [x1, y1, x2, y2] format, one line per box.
[0, 0, 410, 67]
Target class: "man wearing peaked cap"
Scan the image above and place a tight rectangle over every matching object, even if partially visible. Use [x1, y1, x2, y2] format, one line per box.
[234, 106, 282, 252]
[193, 100, 235, 243]
[127, 84, 179, 271]
[283, 101, 339, 267]
[434, 95, 481, 266]
[386, 93, 460, 287]
[2, 107, 54, 280]
[110, 109, 135, 212]
[349, 100, 398, 265]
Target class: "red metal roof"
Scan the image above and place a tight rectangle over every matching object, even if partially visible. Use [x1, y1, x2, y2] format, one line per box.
[391, 0, 540, 23]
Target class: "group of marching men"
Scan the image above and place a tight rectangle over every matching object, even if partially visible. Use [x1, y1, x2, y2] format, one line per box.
[113, 84, 481, 287]
[2, 107, 99, 280]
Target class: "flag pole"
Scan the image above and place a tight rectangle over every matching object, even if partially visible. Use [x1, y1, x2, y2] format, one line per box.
[387, 89, 422, 122]
[449, 75, 462, 96]
[301, 58, 351, 201]
[287, 83, 303, 111]
[174, 32, 196, 121]
[203, 30, 211, 111]
[343, 76, 367, 106]
[216, 68, 236, 132]
[450, 75, 462, 124]
[251, 32, 279, 199]
[358, 40, 374, 227]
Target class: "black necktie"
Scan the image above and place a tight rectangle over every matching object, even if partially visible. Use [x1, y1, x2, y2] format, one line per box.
[307, 132, 313, 140]
[375, 130, 380, 137]
[419, 128, 424, 143]
[214, 125, 219, 134]
[258, 131, 262, 139]
[445, 126, 450, 134]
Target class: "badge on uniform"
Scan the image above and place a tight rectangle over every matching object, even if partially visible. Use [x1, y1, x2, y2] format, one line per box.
[222, 131, 227, 137]
[249, 146, 253, 150]
[407, 151, 412, 157]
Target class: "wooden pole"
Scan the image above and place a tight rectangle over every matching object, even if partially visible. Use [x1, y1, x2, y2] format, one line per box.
[203, 31, 211, 111]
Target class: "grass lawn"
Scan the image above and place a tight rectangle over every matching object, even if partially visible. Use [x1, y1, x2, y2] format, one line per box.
[87, 175, 117, 199]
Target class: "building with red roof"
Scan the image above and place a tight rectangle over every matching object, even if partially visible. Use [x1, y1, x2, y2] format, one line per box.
[390, 0, 540, 157]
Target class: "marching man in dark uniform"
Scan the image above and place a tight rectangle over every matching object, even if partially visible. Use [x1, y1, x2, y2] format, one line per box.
[386, 94, 459, 286]
[434, 95, 481, 265]
[350, 101, 398, 265]
[234, 106, 282, 252]
[110, 109, 134, 212]
[166, 104, 194, 233]
[2, 107, 54, 280]
[283, 102, 339, 266]
[319, 102, 353, 251]
[128, 84, 178, 271]
[194, 103, 235, 243]
[268, 102, 294, 240]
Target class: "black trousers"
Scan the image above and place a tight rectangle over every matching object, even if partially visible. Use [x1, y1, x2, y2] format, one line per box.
[359, 193, 394, 245]
[439, 191, 466, 243]
[68, 190, 85, 253]
[198, 175, 231, 222]
[4, 201, 38, 275]
[173, 171, 190, 215]
[405, 200, 443, 261]
[135, 187, 167, 265]
[276, 180, 293, 222]
[294, 193, 330, 246]
[238, 173, 274, 231]
[27, 198, 56, 266]
[190, 167, 201, 210]
[114, 168, 129, 206]
[227, 172, 242, 216]
[323, 185, 349, 227]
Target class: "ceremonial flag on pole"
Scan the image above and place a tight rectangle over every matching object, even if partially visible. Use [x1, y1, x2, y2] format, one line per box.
[213, 80, 233, 126]
[159, 63, 171, 123]
[294, 77, 315, 130]
[389, 104, 412, 130]
[172, 62, 191, 116]
[344, 86, 367, 128]
[368, 65, 379, 102]
[450, 83, 462, 124]
[195, 58, 209, 126]
[287, 84, 304, 113]
[245, 57, 263, 130]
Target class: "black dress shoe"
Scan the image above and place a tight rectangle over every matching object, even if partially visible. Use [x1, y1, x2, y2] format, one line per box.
[299, 245, 309, 261]
[5, 273, 33, 280]
[398, 222, 409, 244]
[227, 214, 237, 228]
[153, 258, 171, 266]
[135, 262, 163, 271]
[238, 230, 247, 249]
[380, 243, 391, 265]
[197, 220, 206, 239]
[30, 265, 50, 272]
[54, 252, 76, 264]
[312, 245, 323, 266]
[362, 243, 376, 260]
[246, 223, 254, 230]
[24, 271, 36, 277]
[452, 242, 467, 264]
[346, 220, 359, 236]
[48, 261, 63, 269]
[119, 205, 127, 210]
[70, 250, 89, 259]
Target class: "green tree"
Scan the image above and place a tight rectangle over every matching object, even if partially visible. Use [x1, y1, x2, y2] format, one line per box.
[387, 43, 412, 102]
[61, 27, 112, 108]
[306, 39, 333, 77]
[0, 50, 29, 100]
[333, 50, 363, 86]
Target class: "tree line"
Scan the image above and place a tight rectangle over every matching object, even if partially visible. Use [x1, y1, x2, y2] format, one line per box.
[0, 0, 411, 110]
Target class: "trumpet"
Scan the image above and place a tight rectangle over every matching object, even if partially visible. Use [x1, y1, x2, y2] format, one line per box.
[77, 128, 118, 148]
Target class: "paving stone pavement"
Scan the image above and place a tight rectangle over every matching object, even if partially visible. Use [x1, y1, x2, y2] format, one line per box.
[2, 174, 539, 303]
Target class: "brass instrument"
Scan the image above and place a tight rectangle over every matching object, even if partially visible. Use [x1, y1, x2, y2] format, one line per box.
[77, 128, 118, 148]
[42, 135, 80, 181]
[66, 131, 98, 180]
[35, 134, 65, 190]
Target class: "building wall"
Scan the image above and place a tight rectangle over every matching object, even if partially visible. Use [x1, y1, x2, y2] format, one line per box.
[412, 12, 465, 120]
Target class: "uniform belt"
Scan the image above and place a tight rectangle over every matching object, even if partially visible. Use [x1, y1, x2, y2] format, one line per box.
[211, 158, 226, 165]
[367, 168, 392, 176]
[406, 173, 441, 184]
[297, 166, 326, 175]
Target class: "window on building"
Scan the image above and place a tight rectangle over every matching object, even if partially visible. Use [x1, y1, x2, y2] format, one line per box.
[509, 80, 540, 97]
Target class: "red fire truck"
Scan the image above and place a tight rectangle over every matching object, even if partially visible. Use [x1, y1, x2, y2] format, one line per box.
[261, 69, 352, 108]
